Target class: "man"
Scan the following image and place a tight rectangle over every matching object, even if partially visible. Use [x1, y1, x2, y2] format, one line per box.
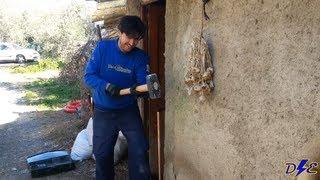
[84, 15, 151, 180]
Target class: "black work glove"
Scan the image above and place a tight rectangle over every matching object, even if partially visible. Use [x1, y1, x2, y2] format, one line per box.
[105, 83, 121, 96]
[130, 84, 146, 98]
[138, 92, 149, 99]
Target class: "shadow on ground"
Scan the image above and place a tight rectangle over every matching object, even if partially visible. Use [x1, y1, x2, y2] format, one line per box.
[0, 82, 21, 91]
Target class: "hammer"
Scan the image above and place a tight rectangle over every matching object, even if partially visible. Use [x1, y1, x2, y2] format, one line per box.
[119, 73, 161, 99]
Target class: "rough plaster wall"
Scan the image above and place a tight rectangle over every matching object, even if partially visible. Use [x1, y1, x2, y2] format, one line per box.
[165, 0, 320, 179]
[127, 0, 140, 16]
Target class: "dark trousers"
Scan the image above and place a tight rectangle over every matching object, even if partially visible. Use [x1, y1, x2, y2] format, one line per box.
[93, 105, 150, 180]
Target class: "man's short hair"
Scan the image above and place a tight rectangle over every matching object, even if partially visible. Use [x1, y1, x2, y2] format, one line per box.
[118, 15, 146, 40]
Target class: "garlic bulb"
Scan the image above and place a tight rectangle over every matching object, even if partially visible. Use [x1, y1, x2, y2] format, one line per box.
[184, 36, 214, 102]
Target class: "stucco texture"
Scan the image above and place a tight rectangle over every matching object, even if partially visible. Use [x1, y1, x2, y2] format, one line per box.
[164, 0, 320, 179]
[127, 0, 140, 16]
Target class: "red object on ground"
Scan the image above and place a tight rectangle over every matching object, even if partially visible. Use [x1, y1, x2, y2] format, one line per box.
[63, 106, 77, 113]
[63, 100, 82, 113]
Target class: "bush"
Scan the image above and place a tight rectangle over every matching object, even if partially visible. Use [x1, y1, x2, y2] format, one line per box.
[0, 1, 95, 60]
[11, 58, 65, 73]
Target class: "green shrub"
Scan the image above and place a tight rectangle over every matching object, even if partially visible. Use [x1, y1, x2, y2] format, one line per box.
[0, 1, 94, 59]
[23, 78, 80, 110]
[11, 58, 65, 73]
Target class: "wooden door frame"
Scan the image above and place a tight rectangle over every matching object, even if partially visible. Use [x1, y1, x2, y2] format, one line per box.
[141, 2, 165, 179]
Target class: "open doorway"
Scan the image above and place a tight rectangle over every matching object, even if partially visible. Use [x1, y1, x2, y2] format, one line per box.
[141, 1, 166, 179]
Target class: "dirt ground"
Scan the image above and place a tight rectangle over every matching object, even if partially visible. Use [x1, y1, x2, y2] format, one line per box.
[0, 63, 128, 179]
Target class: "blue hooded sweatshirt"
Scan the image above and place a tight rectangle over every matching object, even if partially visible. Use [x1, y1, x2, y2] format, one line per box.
[84, 39, 149, 110]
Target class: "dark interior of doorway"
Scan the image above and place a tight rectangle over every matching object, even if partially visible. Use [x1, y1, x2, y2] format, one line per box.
[114, 1, 166, 179]
[142, 1, 166, 180]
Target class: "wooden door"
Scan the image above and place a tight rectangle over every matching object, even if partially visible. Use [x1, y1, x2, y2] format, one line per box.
[141, 1, 165, 180]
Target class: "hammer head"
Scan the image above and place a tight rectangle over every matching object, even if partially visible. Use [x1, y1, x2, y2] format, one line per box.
[146, 73, 161, 99]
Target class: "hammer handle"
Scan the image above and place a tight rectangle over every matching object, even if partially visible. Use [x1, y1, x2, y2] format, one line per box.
[119, 84, 148, 96]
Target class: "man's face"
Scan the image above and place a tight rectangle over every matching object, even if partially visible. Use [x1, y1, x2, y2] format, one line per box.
[118, 32, 141, 53]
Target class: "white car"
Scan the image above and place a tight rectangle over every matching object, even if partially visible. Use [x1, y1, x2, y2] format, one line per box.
[0, 42, 40, 63]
